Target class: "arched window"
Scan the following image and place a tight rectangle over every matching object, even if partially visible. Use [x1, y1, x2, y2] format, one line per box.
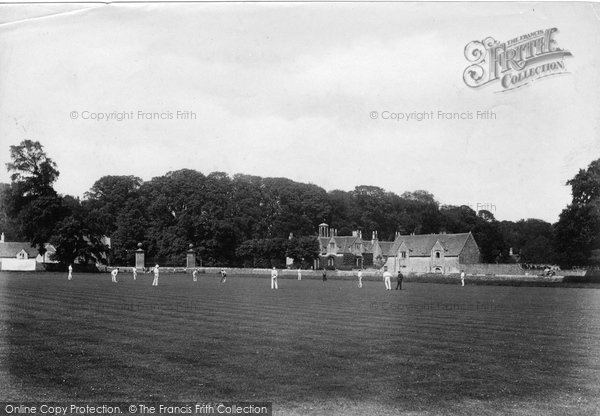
[434, 267, 442, 273]
[435, 251, 441, 258]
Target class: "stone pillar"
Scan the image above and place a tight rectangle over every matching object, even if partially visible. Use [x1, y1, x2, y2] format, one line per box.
[186, 244, 196, 269]
[135, 243, 145, 269]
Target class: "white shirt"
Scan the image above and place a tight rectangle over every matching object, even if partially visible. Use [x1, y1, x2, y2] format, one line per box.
[383, 271, 392, 279]
[358, 271, 363, 279]
[111, 269, 118, 277]
[271, 269, 278, 278]
[154, 267, 159, 275]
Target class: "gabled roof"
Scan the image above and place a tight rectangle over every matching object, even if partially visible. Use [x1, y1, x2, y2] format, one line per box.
[318, 235, 363, 254]
[333, 236, 361, 253]
[391, 233, 472, 257]
[0, 242, 39, 258]
[378, 241, 396, 256]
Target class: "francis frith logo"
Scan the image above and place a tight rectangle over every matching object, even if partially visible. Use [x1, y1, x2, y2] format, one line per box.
[463, 28, 572, 92]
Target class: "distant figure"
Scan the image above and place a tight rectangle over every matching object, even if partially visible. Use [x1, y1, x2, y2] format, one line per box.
[67, 264, 73, 280]
[395, 270, 403, 290]
[460, 270, 465, 287]
[132, 267, 137, 281]
[357, 269, 363, 288]
[322, 268, 327, 283]
[152, 264, 159, 287]
[220, 268, 227, 283]
[271, 267, 278, 290]
[192, 268, 198, 282]
[111, 268, 119, 283]
[383, 267, 392, 290]
[297, 268, 302, 281]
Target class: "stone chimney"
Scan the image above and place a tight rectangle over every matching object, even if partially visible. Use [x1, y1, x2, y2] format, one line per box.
[372, 231, 378, 243]
[318, 223, 329, 238]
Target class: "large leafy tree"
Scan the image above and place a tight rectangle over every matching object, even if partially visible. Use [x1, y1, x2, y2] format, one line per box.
[85, 175, 143, 235]
[50, 196, 109, 265]
[285, 236, 320, 267]
[0, 183, 24, 240]
[6, 140, 59, 197]
[554, 158, 600, 267]
[5, 140, 65, 254]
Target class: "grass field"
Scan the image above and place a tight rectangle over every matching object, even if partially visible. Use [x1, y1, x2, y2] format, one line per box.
[0, 271, 599, 415]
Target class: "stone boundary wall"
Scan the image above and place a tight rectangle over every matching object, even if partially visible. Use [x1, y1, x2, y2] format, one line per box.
[464, 263, 525, 276]
[104, 266, 589, 281]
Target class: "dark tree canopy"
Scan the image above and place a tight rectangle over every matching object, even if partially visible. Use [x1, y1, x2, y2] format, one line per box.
[6, 140, 59, 197]
[3, 141, 596, 269]
[554, 158, 600, 267]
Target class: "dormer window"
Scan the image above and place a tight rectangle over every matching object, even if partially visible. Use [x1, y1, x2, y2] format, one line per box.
[329, 242, 335, 251]
[401, 251, 407, 258]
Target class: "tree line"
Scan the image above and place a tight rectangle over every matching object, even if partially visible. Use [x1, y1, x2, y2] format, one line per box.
[1, 140, 599, 268]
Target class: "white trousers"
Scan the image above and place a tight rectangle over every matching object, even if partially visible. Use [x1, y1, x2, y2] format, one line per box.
[384, 277, 391, 290]
[271, 277, 278, 289]
[152, 275, 159, 286]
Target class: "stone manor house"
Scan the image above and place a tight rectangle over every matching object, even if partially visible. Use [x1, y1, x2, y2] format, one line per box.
[314, 223, 480, 274]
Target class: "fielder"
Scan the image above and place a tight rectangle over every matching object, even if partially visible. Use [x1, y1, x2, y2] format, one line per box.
[111, 268, 119, 283]
[152, 264, 159, 287]
[67, 264, 73, 280]
[460, 270, 465, 287]
[271, 267, 278, 290]
[383, 267, 392, 290]
[357, 269, 363, 288]
[220, 268, 227, 283]
[297, 268, 302, 281]
[132, 267, 137, 280]
[192, 268, 198, 282]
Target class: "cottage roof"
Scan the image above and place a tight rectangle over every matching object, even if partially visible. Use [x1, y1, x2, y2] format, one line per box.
[0, 242, 39, 258]
[391, 233, 472, 257]
[318, 235, 363, 254]
[378, 241, 396, 256]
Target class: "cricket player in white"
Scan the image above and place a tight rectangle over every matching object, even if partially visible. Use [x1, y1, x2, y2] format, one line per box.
[271, 267, 278, 290]
[111, 268, 118, 283]
[460, 271, 465, 287]
[383, 267, 392, 290]
[192, 268, 198, 282]
[132, 267, 137, 280]
[357, 269, 363, 288]
[297, 268, 302, 280]
[67, 264, 73, 280]
[152, 264, 159, 286]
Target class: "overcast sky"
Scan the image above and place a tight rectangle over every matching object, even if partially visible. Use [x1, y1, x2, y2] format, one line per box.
[0, 2, 599, 223]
